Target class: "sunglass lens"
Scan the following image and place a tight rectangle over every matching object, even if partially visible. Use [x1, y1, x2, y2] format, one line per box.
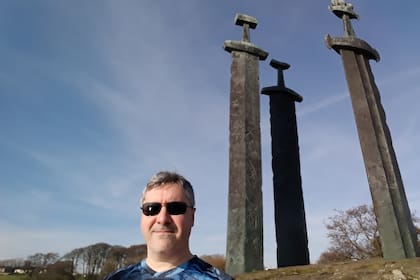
[141, 202, 190, 216]
[166, 202, 188, 215]
[142, 203, 161, 216]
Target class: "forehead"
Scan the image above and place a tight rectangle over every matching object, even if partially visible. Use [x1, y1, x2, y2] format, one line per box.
[143, 183, 187, 202]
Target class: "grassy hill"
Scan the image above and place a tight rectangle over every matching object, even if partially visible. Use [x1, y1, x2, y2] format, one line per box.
[2, 258, 420, 280]
[235, 258, 420, 280]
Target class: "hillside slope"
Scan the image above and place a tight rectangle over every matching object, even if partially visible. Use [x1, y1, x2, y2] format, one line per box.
[236, 258, 420, 280]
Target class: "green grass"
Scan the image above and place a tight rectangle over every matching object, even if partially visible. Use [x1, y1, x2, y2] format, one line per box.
[0, 275, 28, 280]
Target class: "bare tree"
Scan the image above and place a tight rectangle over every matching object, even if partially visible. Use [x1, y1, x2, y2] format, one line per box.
[83, 242, 112, 278]
[44, 253, 60, 265]
[63, 243, 147, 278]
[31, 261, 74, 280]
[318, 204, 419, 264]
[0, 258, 25, 268]
[27, 252, 59, 267]
[105, 246, 127, 270]
[62, 247, 84, 273]
[124, 244, 147, 265]
[99, 244, 147, 279]
[27, 253, 45, 267]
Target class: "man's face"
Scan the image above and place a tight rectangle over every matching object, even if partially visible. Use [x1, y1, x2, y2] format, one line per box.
[141, 183, 195, 257]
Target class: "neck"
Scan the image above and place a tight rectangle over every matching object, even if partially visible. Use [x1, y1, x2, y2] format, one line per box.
[146, 251, 194, 272]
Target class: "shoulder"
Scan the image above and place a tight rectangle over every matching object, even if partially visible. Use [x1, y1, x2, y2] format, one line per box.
[183, 256, 234, 280]
[102, 261, 145, 280]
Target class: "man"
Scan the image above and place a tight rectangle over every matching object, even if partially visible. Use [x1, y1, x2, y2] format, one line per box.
[104, 171, 233, 280]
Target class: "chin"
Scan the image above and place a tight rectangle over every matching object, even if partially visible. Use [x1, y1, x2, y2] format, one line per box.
[150, 241, 177, 253]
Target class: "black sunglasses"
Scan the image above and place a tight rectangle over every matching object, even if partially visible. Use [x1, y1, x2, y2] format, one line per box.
[141, 201, 193, 216]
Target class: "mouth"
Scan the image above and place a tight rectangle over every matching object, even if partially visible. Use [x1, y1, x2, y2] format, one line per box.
[152, 228, 175, 234]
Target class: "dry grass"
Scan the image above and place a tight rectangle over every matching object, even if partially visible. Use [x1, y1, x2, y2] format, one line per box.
[235, 257, 420, 280]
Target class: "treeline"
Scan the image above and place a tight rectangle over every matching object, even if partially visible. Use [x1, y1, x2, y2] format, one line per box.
[62, 242, 147, 279]
[0, 243, 147, 280]
[0, 243, 226, 280]
[0, 252, 60, 268]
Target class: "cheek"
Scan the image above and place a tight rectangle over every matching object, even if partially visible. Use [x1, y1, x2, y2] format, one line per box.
[141, 216, 153, 232]
[140, 218, 145, 234]
[178, 213, 194, 229]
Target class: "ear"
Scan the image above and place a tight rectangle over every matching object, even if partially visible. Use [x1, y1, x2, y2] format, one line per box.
[191, 208, 196, 227]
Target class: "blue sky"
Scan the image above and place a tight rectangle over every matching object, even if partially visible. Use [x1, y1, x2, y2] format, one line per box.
[1, 1, 419, 268]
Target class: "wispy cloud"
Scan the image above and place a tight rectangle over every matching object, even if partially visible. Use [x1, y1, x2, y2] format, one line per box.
[297, 91, 348, 117]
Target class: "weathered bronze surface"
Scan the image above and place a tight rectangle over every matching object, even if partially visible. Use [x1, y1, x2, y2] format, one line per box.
[224, 13, 268, 275]
[262, 59, 309, 267]
[326, 0, 419, 259]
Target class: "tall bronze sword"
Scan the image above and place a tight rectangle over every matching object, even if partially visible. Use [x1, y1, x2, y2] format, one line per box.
[262, 60, 310, 267]
[224, 14, 268, 275]
[325, 0, 419, 259]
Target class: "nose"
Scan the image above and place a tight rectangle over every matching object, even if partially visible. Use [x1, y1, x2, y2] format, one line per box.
[156, 205, 172, 225]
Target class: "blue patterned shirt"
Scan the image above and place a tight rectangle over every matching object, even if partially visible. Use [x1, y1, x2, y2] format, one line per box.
[103, 256, 234, 280]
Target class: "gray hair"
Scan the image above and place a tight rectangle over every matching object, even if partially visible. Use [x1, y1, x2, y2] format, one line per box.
[141, 171, 195, 207]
